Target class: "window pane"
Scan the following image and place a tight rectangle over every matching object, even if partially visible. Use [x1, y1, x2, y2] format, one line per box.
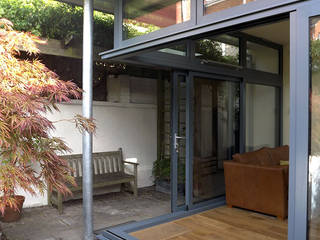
[247, 41, 279, 74]
[123, 0, 191, 40]
[193, 77, 240, 204]
[158, 44, 187, 56]
[309, 16, 320, 239]
[204, 0, 256, 15]
[195, 34, 240, 66]
[246, 84, 279, 151]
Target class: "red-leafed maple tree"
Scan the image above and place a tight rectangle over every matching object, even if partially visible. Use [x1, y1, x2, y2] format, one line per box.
[0, 18, 95, 213]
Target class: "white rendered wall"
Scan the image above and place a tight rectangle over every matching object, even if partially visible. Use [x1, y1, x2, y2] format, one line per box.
[21, 73, 158, 208]
[21, 101, 157, 208]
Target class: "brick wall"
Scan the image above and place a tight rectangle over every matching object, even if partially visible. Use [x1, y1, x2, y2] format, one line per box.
[205, 0, 256, 15]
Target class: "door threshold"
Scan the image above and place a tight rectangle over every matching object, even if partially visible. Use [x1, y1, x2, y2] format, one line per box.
[96, 197, 225, 240]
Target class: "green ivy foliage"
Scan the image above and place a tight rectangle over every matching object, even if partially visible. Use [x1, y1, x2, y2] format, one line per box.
[312, 39, 320, 73]
[0, 0, 143, 49]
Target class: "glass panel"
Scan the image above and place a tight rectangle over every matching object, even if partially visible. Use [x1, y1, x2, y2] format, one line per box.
[123, 0, 191, 40]
[195, 34, 240, 66]
[204, 0, 256, 15]
[193, 77, 240, 204]
[176, 75, 187, 207]
[246, 41, 279, 74]
[245, 84, 279, 151]
[158, 44, 187, 56]
[309, 16, 320, 239]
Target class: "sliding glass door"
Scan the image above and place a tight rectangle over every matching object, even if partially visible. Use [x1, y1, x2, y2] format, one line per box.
[171, 71, 241, 210]
[192, 74, 240, 205]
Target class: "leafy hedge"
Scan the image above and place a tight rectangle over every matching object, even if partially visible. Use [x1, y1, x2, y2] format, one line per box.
[0, 0, 143, 49]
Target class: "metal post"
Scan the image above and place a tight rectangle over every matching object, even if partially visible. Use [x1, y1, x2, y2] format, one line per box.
[82, 0, 93, 239]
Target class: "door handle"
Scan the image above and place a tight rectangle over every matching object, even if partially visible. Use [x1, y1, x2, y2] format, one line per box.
[174, 133, 186, 153]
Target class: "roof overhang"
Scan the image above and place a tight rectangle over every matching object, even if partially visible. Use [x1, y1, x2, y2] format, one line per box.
[99, 0, 303, 61]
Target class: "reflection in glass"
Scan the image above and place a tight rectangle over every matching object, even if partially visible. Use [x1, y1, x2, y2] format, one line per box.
[158, 44, 187, 56]
[245, 84, 279, 151]
[177, 75, 187, 207]
[123, 0, 191, 40]
[247, 41, 279, 74]
[204, 0, 256, 15]
[195, 34, 240, 66]
[309, 16, 320, 239]
[193, 77, 240, 204]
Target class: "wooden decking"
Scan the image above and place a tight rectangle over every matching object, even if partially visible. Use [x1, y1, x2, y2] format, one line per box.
[131, 206, 288, 240]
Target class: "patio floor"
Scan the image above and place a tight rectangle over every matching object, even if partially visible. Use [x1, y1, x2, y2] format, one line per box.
[131, 206, 288, 240]
[1, 187, 170, 240]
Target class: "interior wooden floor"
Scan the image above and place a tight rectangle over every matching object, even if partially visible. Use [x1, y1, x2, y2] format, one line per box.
[131, 206, 288, 240]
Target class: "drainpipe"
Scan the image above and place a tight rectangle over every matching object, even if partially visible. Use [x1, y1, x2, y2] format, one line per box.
[82, 0, 94, 239]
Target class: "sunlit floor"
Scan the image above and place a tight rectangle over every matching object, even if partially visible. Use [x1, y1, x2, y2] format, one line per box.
[131, 206, 288, 240]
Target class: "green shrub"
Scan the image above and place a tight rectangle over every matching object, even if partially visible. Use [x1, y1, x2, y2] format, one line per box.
[0, 0, 144, 49]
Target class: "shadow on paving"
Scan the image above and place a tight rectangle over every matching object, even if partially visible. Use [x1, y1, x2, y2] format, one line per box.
[1, 187, 170, 240]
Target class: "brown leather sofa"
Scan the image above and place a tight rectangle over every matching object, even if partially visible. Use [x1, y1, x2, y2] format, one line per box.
[224, 145, 289, 220]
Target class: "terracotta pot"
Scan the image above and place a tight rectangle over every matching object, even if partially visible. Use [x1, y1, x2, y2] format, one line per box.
[0, 224, 7, 240]
[0, 195, 25, 223]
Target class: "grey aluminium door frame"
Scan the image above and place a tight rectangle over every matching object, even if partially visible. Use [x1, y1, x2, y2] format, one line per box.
[171, 71, 189, 213]
[172, 70, 239, 213]
[186, 71, 241, 211]
[289, 2, 320, 240]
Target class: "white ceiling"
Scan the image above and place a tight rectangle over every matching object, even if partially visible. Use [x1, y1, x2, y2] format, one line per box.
[242, 19, 290, 45]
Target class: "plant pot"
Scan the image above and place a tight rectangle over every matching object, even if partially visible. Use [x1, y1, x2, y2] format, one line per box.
[0, 224, 7, 240]
[0, 195, 25, 223]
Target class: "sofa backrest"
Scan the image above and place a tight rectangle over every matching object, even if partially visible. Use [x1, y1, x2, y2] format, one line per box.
[267, 145, 289, 165]
[232, 145, 289, 166]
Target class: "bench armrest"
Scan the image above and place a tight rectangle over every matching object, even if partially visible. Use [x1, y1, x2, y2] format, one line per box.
[124, 161, 139, 166]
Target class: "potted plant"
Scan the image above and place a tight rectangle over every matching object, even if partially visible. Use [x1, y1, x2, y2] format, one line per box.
[152, 156, 185, 194]
[0, 19, 95, 222]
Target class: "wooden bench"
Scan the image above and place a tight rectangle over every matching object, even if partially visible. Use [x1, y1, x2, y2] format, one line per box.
[48, 148, 138, 214]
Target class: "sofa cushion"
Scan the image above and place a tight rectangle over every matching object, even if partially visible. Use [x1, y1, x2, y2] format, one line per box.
[232, 147, 271, 165]
[267, 145, 289, 165]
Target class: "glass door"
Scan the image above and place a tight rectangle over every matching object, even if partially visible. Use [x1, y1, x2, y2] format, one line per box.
[191, 73, 240, 206]
[171, 71, 188, 212]
[171, 71, 241, 211]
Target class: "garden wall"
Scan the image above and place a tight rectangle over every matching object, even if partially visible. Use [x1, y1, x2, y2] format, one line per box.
[19, 75, 158, 208]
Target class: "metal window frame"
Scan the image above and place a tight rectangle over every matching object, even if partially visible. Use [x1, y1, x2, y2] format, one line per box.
[115, 0, 197, 49]
[97, 1, 320, 240]
[103, 0, 302, 60]
[288, 2, 320, 240]
[171, 71, 189, 213]
[197, 0, 301, 25]
[114, 29, 284, 82]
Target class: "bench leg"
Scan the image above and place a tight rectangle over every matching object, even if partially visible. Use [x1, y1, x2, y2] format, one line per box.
[120, 183, 126, 192]
[133, 165, 138, 197]
[58, 192, 63, 214]
[133, 179, 138, 197]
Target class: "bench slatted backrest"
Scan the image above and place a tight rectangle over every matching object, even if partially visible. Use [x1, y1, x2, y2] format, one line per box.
[61, 148, 124, 178]
[92, 149, 124, 175]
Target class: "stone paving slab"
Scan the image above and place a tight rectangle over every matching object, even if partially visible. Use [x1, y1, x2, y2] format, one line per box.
[1, 187, 170, 240]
